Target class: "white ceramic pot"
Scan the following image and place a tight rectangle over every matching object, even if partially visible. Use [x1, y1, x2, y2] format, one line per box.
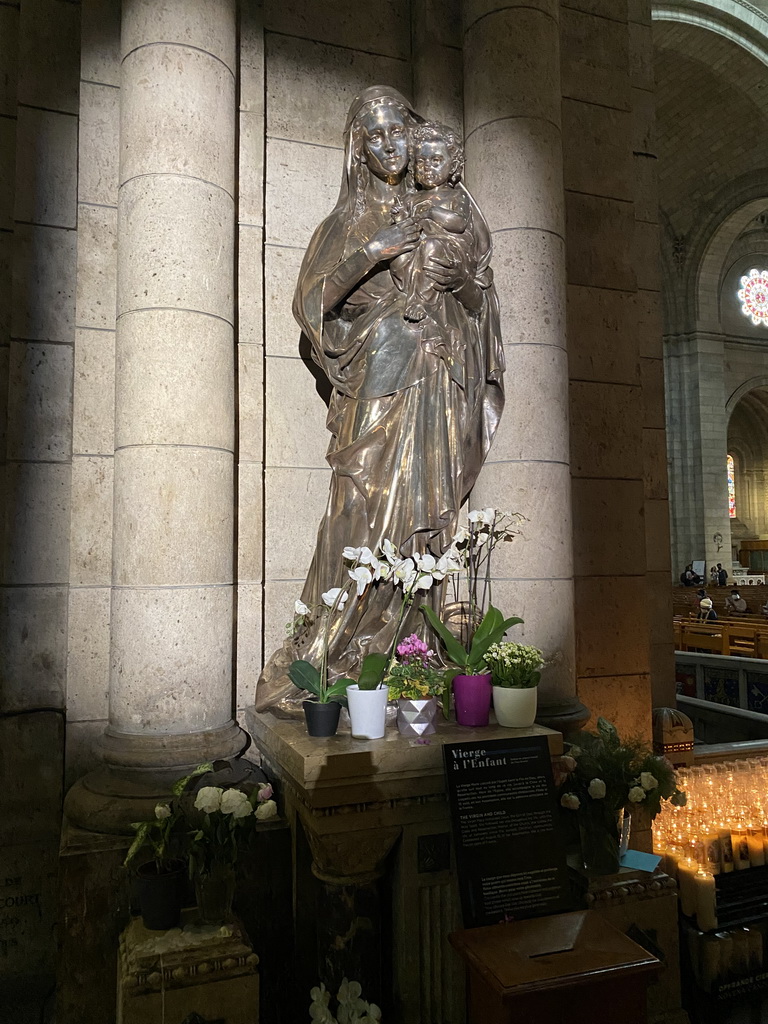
[492, 685, 538, 728]
[346, 684, 389, 739]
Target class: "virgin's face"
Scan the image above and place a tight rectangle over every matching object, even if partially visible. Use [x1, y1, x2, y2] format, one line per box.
[359, 105, 408, 183]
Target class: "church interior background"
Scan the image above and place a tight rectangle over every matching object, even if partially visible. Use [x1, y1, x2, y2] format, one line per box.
[4, 0, 768, 1021]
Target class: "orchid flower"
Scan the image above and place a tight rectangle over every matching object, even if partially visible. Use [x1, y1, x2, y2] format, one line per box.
[348, 565, 373, 596]
[322, 587, 348, 609]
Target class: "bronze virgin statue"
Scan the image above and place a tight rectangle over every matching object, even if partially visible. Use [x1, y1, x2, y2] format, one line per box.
[255, 86, 504, 712]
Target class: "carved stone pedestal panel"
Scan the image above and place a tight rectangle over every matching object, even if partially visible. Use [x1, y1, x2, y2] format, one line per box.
[245, 709, 562, 1023]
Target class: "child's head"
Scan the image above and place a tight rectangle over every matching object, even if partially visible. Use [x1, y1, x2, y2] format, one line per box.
[410, 122, 463, 188]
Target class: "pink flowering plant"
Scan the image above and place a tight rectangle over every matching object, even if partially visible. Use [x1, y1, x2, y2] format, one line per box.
[385, 633, 448, 702]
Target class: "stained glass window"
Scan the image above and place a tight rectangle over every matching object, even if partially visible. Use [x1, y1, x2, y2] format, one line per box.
[728, 454, 736, 519]
[738, 269, 768, 326]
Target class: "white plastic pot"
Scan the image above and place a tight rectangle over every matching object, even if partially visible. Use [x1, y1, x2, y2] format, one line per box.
[346, 684, 389, 739]
[492, 685, 538, 728]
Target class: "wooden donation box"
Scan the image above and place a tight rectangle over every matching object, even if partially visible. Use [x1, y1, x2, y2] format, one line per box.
[117, 910, 259, 1024]
[450, 909, 660, 1024]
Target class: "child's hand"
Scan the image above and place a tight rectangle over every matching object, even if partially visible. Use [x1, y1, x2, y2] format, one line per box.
[391, 195, 408, 224]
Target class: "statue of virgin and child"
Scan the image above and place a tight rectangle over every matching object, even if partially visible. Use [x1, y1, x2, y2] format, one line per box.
[255, 86, 505, 712]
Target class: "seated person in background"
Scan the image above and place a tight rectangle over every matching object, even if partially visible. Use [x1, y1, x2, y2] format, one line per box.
[681, 564, 699, 586]
[725, 589, 749, 614]
[761, 598, 768, 618]
[710, 565, 718, 584]
[698, 598, 718, 621]
[717, 563, 728, 587]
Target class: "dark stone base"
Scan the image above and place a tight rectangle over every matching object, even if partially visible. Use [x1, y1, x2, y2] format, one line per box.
[536, 696, 591, 738]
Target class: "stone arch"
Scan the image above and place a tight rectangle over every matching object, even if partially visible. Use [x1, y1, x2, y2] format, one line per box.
[652, 1, 768, 66]
[726, 376, 768, 416]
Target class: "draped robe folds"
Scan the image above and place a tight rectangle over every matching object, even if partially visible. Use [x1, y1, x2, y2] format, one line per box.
[254, 88, 504, 713]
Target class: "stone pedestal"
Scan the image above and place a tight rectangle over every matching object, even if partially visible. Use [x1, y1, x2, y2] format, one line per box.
[245, 709, 563, 1024]
[117, 909, 259, 1024]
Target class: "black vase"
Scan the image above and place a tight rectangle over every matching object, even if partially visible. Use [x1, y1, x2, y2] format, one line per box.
[135, 859, 186, 930]
[303, 699, 341, 737]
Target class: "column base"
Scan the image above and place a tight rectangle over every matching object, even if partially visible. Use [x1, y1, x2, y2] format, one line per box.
[64, 721, 247, 834]
[535, 695, 591, 737]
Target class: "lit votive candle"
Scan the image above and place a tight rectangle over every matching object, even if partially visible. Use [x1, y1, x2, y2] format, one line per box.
[694, 870, 718, 932]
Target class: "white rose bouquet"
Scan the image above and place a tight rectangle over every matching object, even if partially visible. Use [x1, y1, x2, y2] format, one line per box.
[184, 776, 278, 877]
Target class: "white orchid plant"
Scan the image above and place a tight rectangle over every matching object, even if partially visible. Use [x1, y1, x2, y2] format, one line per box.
[310, 978, 381, 1024]
[289, 539, 463, 700]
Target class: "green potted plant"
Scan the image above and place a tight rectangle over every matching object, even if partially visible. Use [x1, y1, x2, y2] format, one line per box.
[421, 603, 522, 726]
[123, 801, 187, 931]
[484, 640, 543, 728]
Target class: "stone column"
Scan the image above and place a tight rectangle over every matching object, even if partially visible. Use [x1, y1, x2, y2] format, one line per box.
[462, 0, 578, 708]
[66, 0, 243, 831]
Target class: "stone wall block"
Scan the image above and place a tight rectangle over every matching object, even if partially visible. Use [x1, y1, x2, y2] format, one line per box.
[0, 232, 11, 338]
[239, 1, 264, 115]
[570, 381, 642, 478]
[492, 230, 565, 347]
[12, 224, 76, 342]
[577, 673, 652, 743]
[121, 0, 236, 70]
[264, 465, 331, 581]
[632, 153, 658, 225]
[0, 712, 63, 841]
[117, 176, 234, 322]
[635, 288, 662, 358]
[115, 310, 234, 449]
[413, 43, 463, 130]
[464, 8, 560, 134]
[64, 720, 108, 789]
[561, 8, 630, 111]
[69, 456, 114, 586]
[574, 575, 651, 677]
[236, 582, 263, 710]
[6, 341, 73, 462]
[75, 204, 118, 331]
[73, 328, 116, 456]
[266, 138, 342, 249]
[474, 460, 574, 578]
[0, 347, 8, 457]
[567, 284, 641, 385]
[240, 111, 265, 225]
[634, 219, 662, 292]
[628, 21, 654, 90]
[480, 577, 575, 699]
[238, 340, 264, 465]
[565, 192, 635, 291]
[572, 477, 646, 576]
[4, 462, 71, 585]
[632, 85, 655, 154]
[264, 244, 304, 356]
[0, 588, 67, 709]
[466, 118, 565, 235]
[463, 0, 558, 32]
[237, 461, 264, 585]
[81, 0, 121, 86]
[561, 99, 632, 201]
[0, 118, 13, 231]
[494, 344, 569, 463]
[18, 0, 79, 113]
[238, 224, 264, 347]
[66, 586, 111, 721]
[266, 33, 411, 149]
[645, 499, 672, 573]
[641, 355, 665, 428]
[109, 585, 233, 733]
[649, 642, 675, 706]
[628, 0, 651, 25]
[643, 427, 669, 500]
[265, 356, 330, 469]
[0, 5, 19, 117]
[120, 45, 235, 192]
[78, 82, 120, 207]
[263, 0, 411, 59]
[113, 447, 234, 586]
[263, 578, 304, 666]
[14, 107, 78, 228]
[646, 569, 674, 648]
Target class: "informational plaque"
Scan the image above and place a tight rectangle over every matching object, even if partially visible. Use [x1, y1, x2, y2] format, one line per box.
[443, 736, 572, 927]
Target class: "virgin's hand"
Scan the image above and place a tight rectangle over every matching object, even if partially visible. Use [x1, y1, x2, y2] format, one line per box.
[424, 253, 465, 291]
[364, 218, 420, 262]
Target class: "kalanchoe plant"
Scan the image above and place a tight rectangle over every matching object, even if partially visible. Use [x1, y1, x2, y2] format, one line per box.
[484, 641, 544, 689]
[421, 602, 523, 676]
[386, 633, 448, 703]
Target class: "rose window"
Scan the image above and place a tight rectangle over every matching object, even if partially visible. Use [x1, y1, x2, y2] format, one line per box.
[738, 268, 768, 326]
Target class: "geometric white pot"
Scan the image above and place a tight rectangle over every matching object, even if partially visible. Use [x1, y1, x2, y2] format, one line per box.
[346, 684, 389, 739]
[492, 685, 538, 728]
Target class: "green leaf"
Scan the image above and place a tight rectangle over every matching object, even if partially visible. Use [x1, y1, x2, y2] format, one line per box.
[358, 652, 389, 690]
[597, 717, 619, 746]
[324, 677, 352, 701]
[467, 612, 524, 671]
[123, 821, 151, 867]
[288, 659, 322, 698]
[172, 761, 214, 797]
[421, 604, 469, 668]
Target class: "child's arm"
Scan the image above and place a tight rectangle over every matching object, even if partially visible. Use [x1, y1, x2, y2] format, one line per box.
[427, 204, 466, 233]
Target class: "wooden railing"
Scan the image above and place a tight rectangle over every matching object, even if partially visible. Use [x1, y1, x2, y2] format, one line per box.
[674, 615, 768, 659]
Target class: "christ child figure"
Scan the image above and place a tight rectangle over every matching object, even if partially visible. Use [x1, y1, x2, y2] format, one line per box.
[391, 121, 474, 325]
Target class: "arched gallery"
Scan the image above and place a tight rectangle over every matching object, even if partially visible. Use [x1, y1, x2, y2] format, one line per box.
[3, 1, 768, 1022]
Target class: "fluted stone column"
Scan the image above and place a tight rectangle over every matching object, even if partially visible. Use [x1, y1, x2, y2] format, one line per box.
[463, 0, 578, 706]
[66, 0, 243, 830]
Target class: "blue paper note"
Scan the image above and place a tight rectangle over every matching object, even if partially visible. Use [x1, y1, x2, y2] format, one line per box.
[620, 849, 662, 872]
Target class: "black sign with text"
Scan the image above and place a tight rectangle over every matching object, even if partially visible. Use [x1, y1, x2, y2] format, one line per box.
[443, 736, 572, 927]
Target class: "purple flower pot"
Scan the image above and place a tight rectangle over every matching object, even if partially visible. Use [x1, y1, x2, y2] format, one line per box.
[453, 673, 492, 727]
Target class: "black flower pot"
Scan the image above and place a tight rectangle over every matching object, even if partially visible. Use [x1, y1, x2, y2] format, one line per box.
[135, 859, 186, 930]
[303, 699, 341, 737]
